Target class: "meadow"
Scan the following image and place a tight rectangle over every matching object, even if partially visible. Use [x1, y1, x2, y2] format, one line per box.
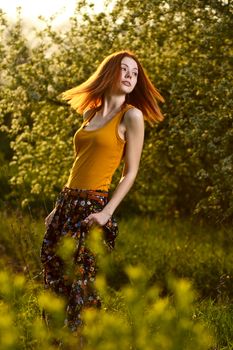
[0, 210, 232, 349]
[0, 0, 232, 348]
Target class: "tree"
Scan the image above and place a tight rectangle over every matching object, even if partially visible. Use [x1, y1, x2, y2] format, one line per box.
[0, 0, 232, 223]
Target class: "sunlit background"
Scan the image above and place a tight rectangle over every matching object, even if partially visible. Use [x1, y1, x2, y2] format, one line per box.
[0, 0, 106, 26]
[0, 1, 232, 349]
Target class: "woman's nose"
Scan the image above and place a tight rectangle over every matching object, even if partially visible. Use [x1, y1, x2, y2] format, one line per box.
[125, 71, 132, 79]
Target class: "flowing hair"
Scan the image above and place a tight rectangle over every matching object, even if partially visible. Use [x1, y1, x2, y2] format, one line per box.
[61, 50, 165, 125]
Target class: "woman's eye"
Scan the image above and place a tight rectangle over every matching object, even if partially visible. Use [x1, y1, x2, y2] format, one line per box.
[133, 72, 138, 77]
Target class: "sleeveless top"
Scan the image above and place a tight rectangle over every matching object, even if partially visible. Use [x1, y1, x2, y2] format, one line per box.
[65, 103, 135, 191]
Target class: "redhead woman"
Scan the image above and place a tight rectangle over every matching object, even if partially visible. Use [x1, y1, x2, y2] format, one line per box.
[40, 50, 164, 334]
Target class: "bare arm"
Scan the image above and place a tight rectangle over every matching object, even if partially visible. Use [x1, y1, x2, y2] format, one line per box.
[84, 107, 144, 227]
[102, 107, 145, 216]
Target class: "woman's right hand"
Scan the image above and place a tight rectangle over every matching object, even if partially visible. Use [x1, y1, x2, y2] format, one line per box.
[45, 208, 56, 228]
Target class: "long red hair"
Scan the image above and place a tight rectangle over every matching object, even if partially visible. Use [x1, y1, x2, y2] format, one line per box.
[61, 50, 164, 125]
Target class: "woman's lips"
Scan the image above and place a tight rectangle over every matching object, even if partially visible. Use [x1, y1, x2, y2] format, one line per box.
[122, 81, 131, 86]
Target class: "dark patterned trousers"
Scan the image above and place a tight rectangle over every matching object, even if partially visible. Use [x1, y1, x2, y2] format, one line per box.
[40, 186, 118, 332]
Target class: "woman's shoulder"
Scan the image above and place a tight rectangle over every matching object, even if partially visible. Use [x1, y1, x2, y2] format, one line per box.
[124, 104, 144, 122]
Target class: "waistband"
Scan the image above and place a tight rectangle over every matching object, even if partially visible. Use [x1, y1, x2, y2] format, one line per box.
[61, 186, 109, 199]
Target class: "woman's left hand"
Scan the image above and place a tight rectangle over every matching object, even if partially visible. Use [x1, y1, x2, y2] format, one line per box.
[83, 210, 112, 228]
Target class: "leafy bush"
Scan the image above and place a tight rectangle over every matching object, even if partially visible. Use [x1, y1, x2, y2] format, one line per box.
[0, 1, 232, 221]
[0, 212, 232, 348]
[0, 230, 214, 350]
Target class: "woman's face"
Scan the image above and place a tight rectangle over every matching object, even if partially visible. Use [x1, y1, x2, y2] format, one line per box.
[118, 56, 138, 94]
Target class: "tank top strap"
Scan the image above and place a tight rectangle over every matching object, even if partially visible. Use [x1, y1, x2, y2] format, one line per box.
[114, 103, 135, 128]
[81, 103, 135, 130]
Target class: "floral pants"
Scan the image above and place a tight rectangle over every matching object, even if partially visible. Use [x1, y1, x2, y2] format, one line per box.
[40, 186, 118, 332]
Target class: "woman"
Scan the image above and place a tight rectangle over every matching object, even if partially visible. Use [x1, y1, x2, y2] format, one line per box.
[40, 50, 164, 333]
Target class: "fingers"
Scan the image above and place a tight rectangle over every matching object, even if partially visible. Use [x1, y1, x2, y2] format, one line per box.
[45, 220, 49, 229]
[45, 217, 51, 227]
[44, 209, 56, 227]
[83, 216, 94, 226]
[45, 212, 54, 227]
[83, 215, 99, 227]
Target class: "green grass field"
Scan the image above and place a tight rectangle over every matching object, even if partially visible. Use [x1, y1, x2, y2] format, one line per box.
[0, 211, 232, 349]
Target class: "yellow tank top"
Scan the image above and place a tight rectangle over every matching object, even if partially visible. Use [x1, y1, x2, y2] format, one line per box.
[65, 103, 134, 191]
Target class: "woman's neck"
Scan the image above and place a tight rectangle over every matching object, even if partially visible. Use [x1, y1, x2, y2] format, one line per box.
[100, 93, 126, 118]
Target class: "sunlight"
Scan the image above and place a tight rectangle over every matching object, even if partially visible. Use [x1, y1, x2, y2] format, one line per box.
[0, 0, 106, 24]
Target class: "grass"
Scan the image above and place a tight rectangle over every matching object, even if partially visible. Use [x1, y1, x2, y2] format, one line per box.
[0, 210, 232, 349]
[113, 217, 233, 300]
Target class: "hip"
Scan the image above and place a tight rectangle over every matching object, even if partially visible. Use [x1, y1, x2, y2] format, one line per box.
[44, 186, 118, 251]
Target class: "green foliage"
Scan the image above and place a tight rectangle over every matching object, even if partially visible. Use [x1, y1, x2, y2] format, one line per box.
[0, 210, 43, 277]
[1, 210, 233, 304]
[0, 227, 216, 350]
[196, 299, 233, 350]
[0, 1, 232, 224]
[83, 264, 213, 350]
[112, 217, 233, 302]
[0, 212, 232, 349]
